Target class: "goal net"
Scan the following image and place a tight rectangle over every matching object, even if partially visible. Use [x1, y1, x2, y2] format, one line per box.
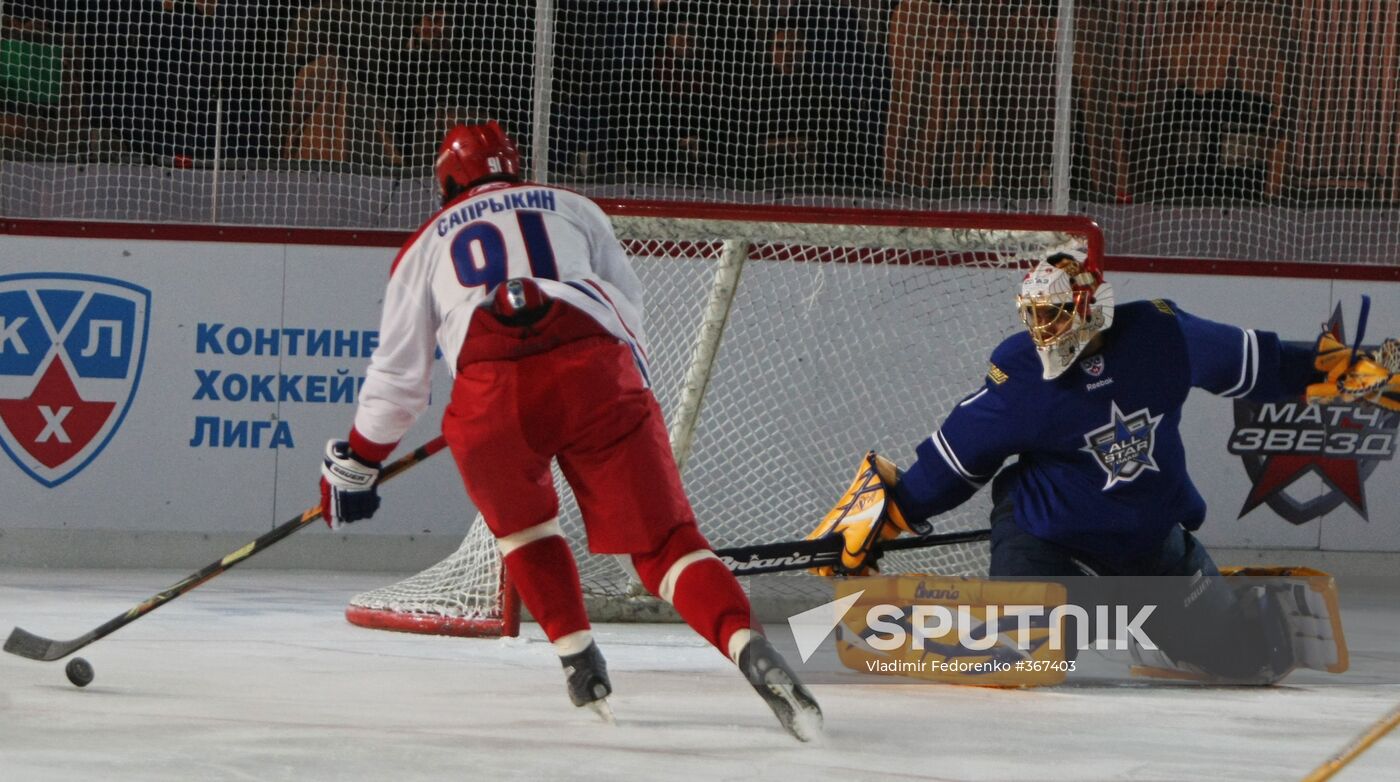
[346, 203, 1102, 637]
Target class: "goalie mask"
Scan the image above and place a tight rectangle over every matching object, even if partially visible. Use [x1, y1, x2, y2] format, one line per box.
[1016, 250, 1115, 380]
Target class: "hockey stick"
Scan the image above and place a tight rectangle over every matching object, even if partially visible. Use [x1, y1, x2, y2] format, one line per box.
[1300, 702, 1400, 782]
[1349, 294, 1372, 364]
[4, 436, 449, 662]
[715, 528, 991, 576]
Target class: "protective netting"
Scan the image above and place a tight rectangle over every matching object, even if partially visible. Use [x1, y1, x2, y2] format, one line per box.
[347, 209, 1099, 633]
[1, 1, 1397, 264]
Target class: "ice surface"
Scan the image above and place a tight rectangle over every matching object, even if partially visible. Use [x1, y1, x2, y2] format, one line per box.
[2, 568, 1397, 781]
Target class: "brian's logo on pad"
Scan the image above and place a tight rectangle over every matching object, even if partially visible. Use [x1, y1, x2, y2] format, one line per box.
[0, 274, 150, 487]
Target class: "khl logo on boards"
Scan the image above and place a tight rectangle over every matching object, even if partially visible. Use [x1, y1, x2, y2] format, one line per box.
[0, 273, 150, 487]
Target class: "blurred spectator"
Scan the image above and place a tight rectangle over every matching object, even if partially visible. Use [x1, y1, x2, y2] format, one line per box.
[787, 0, 888, 193]
[282, 1, 400, 167]
[71, 0, 219, 164]
[976, 0, 1057, 197]
[283, 2, 348, 162]
[652, 14, 707, 176]
[150, 0, 220, 163]
[220, 0, 298, 162]
[553, 0, 611, 181]
[0, 3, 73, 158]
[1065, 0, 1123, 202]
[755, 21, 816, 186]
[598, 1, 669, 179]
[884, 0, 983, 193]
[392, 5, 464, 171]
[1137, 0, 1287, 203]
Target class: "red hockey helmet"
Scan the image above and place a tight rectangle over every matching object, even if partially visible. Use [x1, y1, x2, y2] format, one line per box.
[435, 121, 522, 200]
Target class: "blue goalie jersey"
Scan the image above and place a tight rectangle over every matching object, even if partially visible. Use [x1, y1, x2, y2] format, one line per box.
[895, 299, 1317, 562]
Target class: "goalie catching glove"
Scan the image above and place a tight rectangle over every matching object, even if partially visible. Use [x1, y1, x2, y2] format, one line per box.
[806, 451, 930, 576]
[1306, 331, 1400, 413]
[320, 439, 382, 529]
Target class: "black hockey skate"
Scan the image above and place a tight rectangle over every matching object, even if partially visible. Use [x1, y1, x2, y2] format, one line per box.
[739, 635, 823, 742]
[560, 642, 615, 723]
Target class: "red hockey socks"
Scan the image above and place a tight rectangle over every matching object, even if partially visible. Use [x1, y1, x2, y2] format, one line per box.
[632, 524, 756, 663]
[501, 532, 591, 648]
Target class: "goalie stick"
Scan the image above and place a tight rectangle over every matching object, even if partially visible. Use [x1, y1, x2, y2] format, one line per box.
[1301, 702, 1400, 782]
[715, 528, 991, 576]
[4, 436, 448, 663]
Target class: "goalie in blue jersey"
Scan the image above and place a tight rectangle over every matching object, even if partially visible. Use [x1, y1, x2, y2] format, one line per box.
[813, 251, 1397, 683]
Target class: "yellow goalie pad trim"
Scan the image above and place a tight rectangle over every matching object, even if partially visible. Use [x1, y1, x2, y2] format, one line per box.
[833, 575, 1070, 687]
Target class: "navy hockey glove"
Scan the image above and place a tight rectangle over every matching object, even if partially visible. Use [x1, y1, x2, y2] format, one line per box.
[320, 439, 382, 528]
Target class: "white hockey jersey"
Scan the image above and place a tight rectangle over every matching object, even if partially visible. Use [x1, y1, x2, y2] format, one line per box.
[352, 181, 647, 449]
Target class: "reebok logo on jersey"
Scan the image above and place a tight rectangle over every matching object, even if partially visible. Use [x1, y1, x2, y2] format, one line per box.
[0, 273, 150, 487]
[1081, 401, 1163, 489]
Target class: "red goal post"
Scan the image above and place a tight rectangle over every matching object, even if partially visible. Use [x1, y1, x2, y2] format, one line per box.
[345, 202, 1103, 638]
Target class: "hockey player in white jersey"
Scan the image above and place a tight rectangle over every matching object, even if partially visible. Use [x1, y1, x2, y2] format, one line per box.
[317, 121, 821, 740]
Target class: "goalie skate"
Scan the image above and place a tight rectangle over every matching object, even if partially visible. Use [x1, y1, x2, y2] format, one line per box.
[739, 635, 823, 742]
[560, 642, 615, 724]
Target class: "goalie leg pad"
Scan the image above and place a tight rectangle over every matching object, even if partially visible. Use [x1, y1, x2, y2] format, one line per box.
[1222, 566, 1349, 675]
[834, 575, 1071, 687]
[1130, 566, 1348, 683]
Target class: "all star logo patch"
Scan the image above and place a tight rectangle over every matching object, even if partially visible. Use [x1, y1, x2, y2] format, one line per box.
[1081, 401, 1163, 489]
[0, 273, 150, 487]
[1080, 354, 1105, 377]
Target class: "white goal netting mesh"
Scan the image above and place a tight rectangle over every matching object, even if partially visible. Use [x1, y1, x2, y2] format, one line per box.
[0, 1, 1396, 265]
[347, 210, 1099, 632]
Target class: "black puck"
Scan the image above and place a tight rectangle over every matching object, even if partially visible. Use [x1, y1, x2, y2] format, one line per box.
[65, 657, 94, 688]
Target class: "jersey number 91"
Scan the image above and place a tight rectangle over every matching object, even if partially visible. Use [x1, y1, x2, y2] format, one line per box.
[450, 212, 559, 291]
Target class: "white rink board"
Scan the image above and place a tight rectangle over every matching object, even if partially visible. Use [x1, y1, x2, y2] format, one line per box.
[0, 235, 467, 543]
[0, 234, 1396, 558]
